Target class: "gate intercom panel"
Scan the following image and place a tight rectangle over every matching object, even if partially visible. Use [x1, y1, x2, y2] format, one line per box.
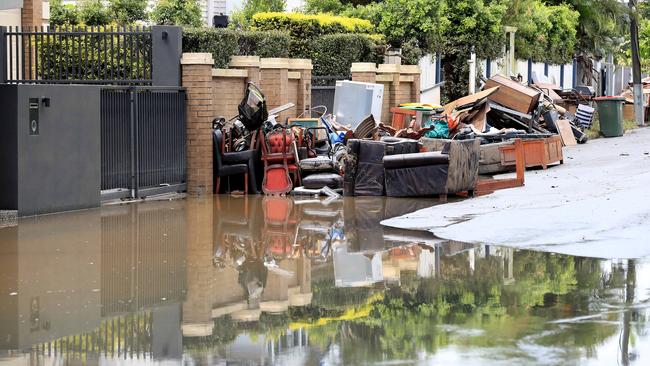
[29, 98, 39, 136]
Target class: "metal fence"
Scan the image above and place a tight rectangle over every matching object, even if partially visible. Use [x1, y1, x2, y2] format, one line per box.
[101, 87, 186, 200]
[311, 75, 348, 115]
[1, 25, 152, 84]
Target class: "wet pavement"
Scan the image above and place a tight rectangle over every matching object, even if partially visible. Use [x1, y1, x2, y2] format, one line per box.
[0, 195, 648, 365]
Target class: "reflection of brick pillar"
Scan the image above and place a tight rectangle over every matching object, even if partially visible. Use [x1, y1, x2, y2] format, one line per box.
[262, 259, 290, 302]
[260, 58, 290, 122]
[297, 256, 311, 293]
[289, 59, 313, 117]
[230, 56, 261, 85]
[22, 0, 43, 28]
[351, 63, 377, 84]
[181, 53, 214, 196]
[182, 198, 215, 335]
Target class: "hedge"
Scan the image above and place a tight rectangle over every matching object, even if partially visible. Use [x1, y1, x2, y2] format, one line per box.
[182, 28, 290, 68]
[312, 33, 384, 78]
[251, 12, 373, 58]
[252, 12, 373, 33]
[36, 27, 151, 81]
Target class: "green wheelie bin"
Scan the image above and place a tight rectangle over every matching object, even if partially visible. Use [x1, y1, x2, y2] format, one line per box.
[594, 96, 625, 137]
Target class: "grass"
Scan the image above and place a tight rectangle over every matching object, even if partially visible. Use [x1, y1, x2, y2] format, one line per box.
[585, 118, 640, 139]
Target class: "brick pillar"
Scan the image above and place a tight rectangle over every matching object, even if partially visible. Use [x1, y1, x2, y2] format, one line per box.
[230, 55, 261, 85]
[289, 59, 313, 117]
[181, 53, 215, 196]
[351, 63, 377, 83]
[260, 58, 290, 122]
[21, 0, 43, 28]
[402, 65, 421, 102]
[378, 64, 401, 122]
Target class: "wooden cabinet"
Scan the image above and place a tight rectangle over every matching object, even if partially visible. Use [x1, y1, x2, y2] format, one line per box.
[500, 136, 563, 169]
[485, 75, 542, 114]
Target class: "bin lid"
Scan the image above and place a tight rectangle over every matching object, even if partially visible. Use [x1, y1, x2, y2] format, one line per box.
[593, 96, 626, 101]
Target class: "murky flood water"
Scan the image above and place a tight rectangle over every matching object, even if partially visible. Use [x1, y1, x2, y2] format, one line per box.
[0, 195, 648, 366]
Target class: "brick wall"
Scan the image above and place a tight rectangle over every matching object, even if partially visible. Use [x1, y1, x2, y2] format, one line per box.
[352, 63, 421, 126]
[181, 53, 215, 196]
[181, 53, 313, 196]
[212, 69, 248, 120]
[209, 56, 313, 125]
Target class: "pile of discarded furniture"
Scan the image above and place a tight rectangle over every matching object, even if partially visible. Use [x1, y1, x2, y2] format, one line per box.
[213, 76, 592, 200]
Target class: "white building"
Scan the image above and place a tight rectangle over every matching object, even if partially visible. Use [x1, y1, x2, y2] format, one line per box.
[0, 0, 50, 27]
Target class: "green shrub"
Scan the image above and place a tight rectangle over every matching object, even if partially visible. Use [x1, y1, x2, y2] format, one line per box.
[182, 25, 389, 79]
[311, 33, 383, 77]
[182, 28, 238, 68]
[251, 12, 373, 58]
[401, 38, 423, 65]
[237, 30, 291, 58]
[182, 28, 291, 68]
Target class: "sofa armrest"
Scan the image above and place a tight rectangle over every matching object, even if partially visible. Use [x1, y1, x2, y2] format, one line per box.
[447, 139, 481, 193]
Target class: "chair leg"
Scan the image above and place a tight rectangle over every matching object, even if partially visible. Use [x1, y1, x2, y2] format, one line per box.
[244, 172, 249, 195]
[215, 177, 221, 195]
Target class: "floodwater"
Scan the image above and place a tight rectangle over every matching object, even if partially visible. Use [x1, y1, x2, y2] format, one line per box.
[0, 195, 648, 366]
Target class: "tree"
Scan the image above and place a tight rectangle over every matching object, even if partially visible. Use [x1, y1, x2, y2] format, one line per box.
[50, 0, 80, 26]
[231, 0, 286, 28]
[546, 0, 628, 58]
[78, 0, 111, 26]
[503, 0, 579, 64]
[376, 0, 449, 50]
[151, 0, 203, 27]
[440, 0, 506, 101]
[303, 0, 347, 14]
[108, 0, 148, 25]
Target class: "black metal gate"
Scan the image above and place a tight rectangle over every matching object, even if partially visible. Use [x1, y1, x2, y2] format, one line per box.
[101, 86, 186, 200]
[311, 76, 348, 115]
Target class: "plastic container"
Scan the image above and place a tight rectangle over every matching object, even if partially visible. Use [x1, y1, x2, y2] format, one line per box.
[594, 96, 625, 137]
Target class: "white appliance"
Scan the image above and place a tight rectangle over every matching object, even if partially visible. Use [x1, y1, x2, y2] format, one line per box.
[333, 80, 384, 128]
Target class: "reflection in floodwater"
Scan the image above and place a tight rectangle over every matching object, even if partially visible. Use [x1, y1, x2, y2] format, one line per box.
[0, 195, 649, 365]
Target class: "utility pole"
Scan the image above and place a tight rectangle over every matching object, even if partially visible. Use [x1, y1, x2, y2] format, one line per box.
[468, 46, 476, 94]
[629, 0, 644, 126]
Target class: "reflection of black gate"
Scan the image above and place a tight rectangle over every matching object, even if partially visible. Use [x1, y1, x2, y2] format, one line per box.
[100, 87, 186, 200]
[311, 76, 348, 115]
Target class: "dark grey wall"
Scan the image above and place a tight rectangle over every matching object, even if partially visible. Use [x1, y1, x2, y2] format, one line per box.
[0, 85, 101, 216]
[0, 86, 18, 209]
[152, 26, 182, 87]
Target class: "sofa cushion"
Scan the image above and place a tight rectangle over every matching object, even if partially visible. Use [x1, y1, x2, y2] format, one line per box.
[383, 151, 449, 169]
[299, 156, 336, 173]
[381, 136, 421, 155]
[302, 173, 344, 189]
[355, 140, 386, 196]
[385, 164, 449, 197]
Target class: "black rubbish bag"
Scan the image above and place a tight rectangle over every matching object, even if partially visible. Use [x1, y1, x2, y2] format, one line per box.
[238, 83, 268, 131]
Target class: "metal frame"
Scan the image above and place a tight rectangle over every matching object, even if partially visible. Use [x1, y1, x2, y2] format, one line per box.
[100, 86, 187, 201]
[2, 25, 153, 85]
